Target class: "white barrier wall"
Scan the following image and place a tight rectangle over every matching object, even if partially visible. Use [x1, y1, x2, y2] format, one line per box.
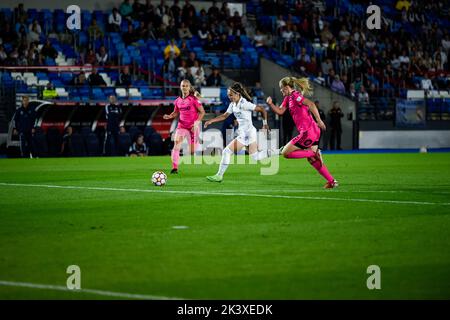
[359, 131, 450, 149]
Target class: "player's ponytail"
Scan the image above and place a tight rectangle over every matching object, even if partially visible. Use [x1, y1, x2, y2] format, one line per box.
[279, 76, 313, 96]
[229, 82, 252, 101]
[181, 79, 202, 98]
[193, 90, 202, 99]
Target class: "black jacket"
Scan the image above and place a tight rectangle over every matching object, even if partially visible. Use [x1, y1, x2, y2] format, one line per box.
[13, 105, 37, 133]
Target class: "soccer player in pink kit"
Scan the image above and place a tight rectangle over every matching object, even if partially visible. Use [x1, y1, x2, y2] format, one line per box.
[163, 79, 205, 174]
[266, 77, 338, 189]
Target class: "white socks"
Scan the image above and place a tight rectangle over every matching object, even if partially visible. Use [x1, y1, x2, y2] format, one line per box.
[251, 150, 269, 161]
[217, 147, 233, 176]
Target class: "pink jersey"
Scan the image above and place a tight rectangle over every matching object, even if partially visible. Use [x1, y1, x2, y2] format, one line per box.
[281, 90, 317, 131]
[173, 95, 202, 129]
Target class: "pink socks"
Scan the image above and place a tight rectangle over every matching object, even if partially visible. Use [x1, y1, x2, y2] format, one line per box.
[171, 148, 180, 169]
[285, 150, 315, 159]
[309, 159, 334, 183]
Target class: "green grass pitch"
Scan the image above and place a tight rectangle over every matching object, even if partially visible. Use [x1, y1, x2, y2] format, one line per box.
[0, 153, 449, 299]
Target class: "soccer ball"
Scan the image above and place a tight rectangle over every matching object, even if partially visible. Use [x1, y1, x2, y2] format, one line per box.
[151, 171, 167, 186]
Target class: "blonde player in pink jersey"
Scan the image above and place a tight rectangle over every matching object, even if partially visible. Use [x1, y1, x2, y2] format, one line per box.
[163, 79, 205, 174]
[266, 76, 338, 189]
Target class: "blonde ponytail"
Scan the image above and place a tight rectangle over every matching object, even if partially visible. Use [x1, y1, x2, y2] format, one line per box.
[279, 76, 313, 96]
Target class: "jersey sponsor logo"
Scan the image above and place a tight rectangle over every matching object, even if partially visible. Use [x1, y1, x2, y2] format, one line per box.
[296, 96, 302, 102]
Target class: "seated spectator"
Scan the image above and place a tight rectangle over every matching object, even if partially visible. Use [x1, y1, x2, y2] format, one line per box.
[190, 60, 206, 87]
[40, 39, 58, 60]
[198, 9, 208, 26]
[253, 30, 266, 48]
[163, 52, 179, 83]
[118, 66, 132, 87]
[61, 126, 73, 157]
[230, 34, 242, 51]
[0, 24, 17, 45]
[43, 82, 57, 100]
[251, 82, 265, 100]
[166, 20, 178, 40]
[177, 59, 188, 81]
[331, 75, 346, 95]
[358, 86, 369, 104]
[88, 68, 106, 86]
[14, 3, 27, 24]
[178, 22, 193, 39]
[305, 56, 319, 74]
[164, 39, 181, 59]
[15, 19, 28, 38]
[27, 23, 40, 44]
[297, 48, 310, 63]
[123, 24, 137, 46]
[321, 58, 333, 76]
[198, 23, 209, 40]
[96, 46, 109, 66]
[129, 134, 148, 157]
[84, 49, 96, 65]
[88, 19, 103, 39]
[206, 68, 222, 87]
[132, 0, 144, 21]
[421, 74, 434, 91]
[28, 19, 41, 37]
[0, 45, 8, 64]
[120, 0, 133, 20]
[108, 8, 122, 32]
[186, 51, 197, 68]
[184, 67, 195, 85]
[204, 33, 216, 50]
[178, 40, 189, 60]
[217, 34, 229, 52]
[395, 0, 411, 11]
[72, 72, 87, 86]
[170, 0, 182, 26]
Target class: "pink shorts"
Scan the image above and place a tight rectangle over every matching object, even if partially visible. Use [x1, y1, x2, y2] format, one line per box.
[290, 124, 321, 149]
[175, 127, 198, 145]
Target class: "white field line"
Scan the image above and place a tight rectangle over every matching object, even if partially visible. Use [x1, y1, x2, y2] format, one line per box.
[0, 280, 183, 300]
[0, 182, 449, 206]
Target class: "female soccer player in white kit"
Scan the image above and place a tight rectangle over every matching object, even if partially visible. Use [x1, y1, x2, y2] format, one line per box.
[204, 82, 275, 182]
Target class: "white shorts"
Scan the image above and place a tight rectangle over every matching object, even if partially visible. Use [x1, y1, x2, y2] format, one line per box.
[236, 127, 257, 146]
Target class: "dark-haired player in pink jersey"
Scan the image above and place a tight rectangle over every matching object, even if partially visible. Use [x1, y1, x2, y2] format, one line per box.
[266, 76, 338, 189]
[163, 79, 205, 174]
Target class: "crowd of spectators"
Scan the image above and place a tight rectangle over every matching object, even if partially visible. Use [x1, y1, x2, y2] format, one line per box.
[255, 0, 449, 103]
[0, 1, 245, 89]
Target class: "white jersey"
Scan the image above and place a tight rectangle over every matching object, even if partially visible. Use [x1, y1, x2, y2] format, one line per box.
[225, 97, 258, 146]
[225, 97, 256, 132]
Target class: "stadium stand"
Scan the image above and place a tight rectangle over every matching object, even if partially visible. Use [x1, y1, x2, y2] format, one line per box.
[0, 0, 449, 157]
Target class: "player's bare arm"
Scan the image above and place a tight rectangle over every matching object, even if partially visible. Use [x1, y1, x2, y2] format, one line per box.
[204, 112, 230, 128]
[163, 111, 179, 120]
[304, 98, 326, 130]
[255, 105, 269, 130]
[266, 97, 287, 115]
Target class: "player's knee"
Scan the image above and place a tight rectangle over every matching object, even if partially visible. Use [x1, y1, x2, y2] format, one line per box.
[223, 147, 233, 155]
[282, 149, 290, 158]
